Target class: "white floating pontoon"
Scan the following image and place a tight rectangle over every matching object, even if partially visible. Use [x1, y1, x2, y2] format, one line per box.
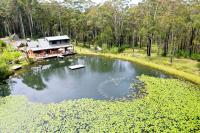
[69, 65, 85, 70]
[11, 65, 22, 70]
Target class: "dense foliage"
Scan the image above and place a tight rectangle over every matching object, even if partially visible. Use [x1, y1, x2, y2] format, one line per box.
[0, 75, 199, 132]
[0, 40, 22, 80]
[0, 0, 199, 59]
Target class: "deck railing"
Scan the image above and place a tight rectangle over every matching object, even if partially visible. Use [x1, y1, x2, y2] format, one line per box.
[35, 51, 75, 60]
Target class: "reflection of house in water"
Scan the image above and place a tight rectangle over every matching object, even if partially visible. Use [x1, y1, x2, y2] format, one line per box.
[27, 35, 75, 60]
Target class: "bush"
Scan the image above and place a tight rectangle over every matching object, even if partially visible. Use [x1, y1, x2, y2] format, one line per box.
[1, 51, 21, 62]
[176, 51, 200, 61]
[82, 44, 90, 49]
[103, 47, 118, 54]
[191, 54, 200, 61]
[0, 62, 11, 80]
[0, 40, 7, 47]
[197, 63, 200, 70]
[118, 46, 126, 53]
[176, 50, 189, 58]
[28, 58, 35, 65]
[14, 59, 20, 64]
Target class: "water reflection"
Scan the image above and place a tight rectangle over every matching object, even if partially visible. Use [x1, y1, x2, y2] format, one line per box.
[21, 72, 46, 90]
[85, 57, 115, 73]
[20, 59, 72, 90]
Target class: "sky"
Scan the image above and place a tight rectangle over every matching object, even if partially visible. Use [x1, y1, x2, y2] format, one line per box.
[91, 0, 142, 5]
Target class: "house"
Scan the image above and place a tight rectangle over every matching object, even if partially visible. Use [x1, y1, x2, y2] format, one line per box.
[27, 35, 75, 59]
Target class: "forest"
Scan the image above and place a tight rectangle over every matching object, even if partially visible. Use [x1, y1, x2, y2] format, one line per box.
[0, 0, 200, 60]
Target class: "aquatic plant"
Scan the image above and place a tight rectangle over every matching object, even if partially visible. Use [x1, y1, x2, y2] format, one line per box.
[0, 75, 199, 132]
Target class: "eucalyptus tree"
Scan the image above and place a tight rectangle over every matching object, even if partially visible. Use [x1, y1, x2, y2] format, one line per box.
[187, 0, 200, 57]
[0, 0, 199, 60]
[0, 0, 13, 36]
[140, 0, 160, 56]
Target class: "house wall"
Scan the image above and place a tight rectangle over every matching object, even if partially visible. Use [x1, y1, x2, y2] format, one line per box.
[28, 48, 67, 58]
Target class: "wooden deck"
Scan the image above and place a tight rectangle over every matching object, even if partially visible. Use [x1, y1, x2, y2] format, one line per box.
[11, 65, 22, 70]
[35, 52, 76, 60]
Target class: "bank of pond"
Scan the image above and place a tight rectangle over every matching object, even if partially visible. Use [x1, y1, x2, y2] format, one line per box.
[0, 55, 199, 132]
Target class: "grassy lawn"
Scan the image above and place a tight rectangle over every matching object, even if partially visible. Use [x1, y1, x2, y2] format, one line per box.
[123, 48, 200, 76]
[0, 75, 199, 132]
[75, 46, 200, 84]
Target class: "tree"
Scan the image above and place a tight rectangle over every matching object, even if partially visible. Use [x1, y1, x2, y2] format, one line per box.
[0, 0, 199, 60]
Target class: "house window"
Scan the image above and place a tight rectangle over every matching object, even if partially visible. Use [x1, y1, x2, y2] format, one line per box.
[52, 41, 57, 44]
[63, 39, 69, 43]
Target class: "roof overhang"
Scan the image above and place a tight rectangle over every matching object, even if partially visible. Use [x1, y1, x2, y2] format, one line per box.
[45, 35, 70, 42]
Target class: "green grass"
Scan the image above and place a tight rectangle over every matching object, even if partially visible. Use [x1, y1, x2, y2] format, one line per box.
[0, 75, 199, 132]
[75, 46, 200, 84]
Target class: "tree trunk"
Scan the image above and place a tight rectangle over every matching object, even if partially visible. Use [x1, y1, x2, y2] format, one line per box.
[28, 14, 33, 38]
[12, 21, 16, 34]
[189, 27, 196, 57]
[19, 11, 25, 39]
[147, 34, 152, 56]
[4, 21, 8, 36]
[135, 36, 138, 47]
[132, 35, 135, 52]
[163, 29, 170, 56]
[170, 31, 175, 64]
[59, 9, 63, 34]
[157, 36, 161, 55]
[139, 36, 142, 49]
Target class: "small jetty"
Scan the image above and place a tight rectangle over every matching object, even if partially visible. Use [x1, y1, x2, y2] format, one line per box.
[69, 65, 85, 70]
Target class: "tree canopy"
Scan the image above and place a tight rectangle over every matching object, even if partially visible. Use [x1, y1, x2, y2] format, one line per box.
[0, 0, 200, 58]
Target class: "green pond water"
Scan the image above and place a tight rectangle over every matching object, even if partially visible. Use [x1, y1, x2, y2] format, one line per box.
[0, 56, 170, 103]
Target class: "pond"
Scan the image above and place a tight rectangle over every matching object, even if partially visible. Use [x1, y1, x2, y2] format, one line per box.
[0, 56, 170, 103]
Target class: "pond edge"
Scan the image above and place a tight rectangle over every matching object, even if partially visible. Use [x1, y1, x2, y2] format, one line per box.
[75, 47, 200, 85]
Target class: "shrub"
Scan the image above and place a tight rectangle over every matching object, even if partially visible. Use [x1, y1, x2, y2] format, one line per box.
[83, 44, 90, 49]
[191, 54, 200, 61]
[118, 46, 126, 53]
[103, 47, 118, 54]
[197, 63, 200, 70]
[176, 50, 189, 58]
[28, 58, 35, 64]
[14, 59, 20, 64]
[1, 51, 21, 62]
[0, 40, 7, 47]
[0, 62, 11, 80]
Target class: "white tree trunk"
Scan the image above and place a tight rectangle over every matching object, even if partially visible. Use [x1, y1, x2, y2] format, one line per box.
[19, 11, 26, 39]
